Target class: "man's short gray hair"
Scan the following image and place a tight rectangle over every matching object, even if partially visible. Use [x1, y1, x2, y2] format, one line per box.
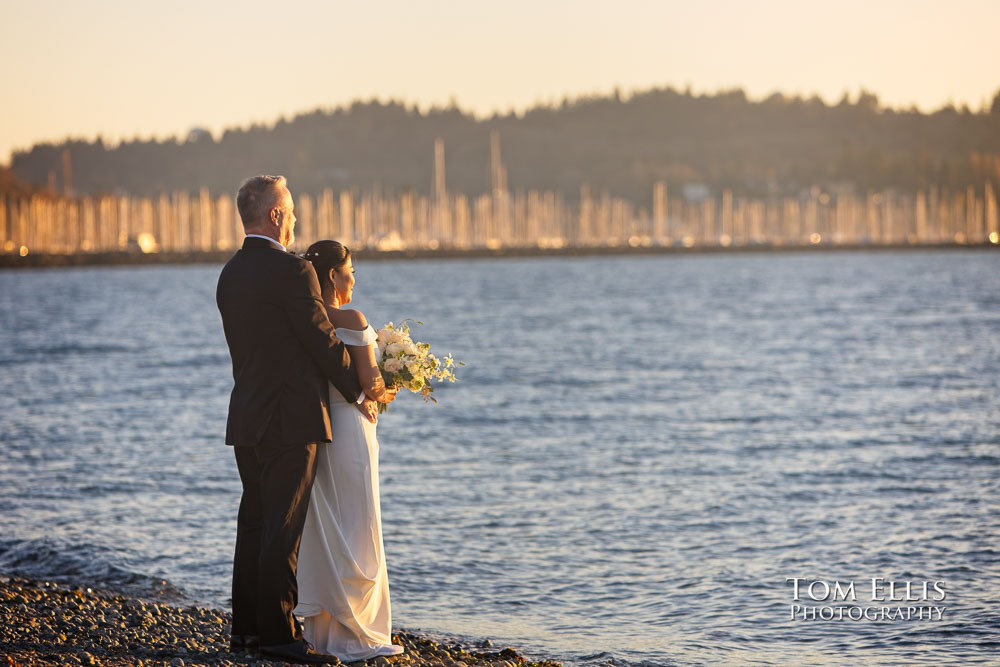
[236, 175, 287, 227]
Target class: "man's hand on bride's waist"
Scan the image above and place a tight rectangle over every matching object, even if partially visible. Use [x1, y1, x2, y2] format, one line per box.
[356, 397, 378, 424]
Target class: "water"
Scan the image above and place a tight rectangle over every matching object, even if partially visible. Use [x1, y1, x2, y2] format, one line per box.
[1, 250, 998, 665]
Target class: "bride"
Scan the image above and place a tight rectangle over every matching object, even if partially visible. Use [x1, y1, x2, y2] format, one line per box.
[294, 240, 404, 660]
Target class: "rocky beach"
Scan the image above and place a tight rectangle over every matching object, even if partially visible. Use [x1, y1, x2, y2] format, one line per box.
[0, 576, 562, 667]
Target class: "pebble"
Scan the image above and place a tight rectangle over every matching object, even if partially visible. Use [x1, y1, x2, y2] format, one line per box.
[0, 574, 562, 666]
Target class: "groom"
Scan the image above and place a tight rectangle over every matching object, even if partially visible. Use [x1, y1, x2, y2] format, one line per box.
[217, 175, 379, 664]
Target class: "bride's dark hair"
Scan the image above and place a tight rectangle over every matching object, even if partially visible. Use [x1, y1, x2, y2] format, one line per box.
[302, 240, 351, 291]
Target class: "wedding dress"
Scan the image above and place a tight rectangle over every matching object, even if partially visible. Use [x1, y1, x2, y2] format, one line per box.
[294, 325, 395, 661]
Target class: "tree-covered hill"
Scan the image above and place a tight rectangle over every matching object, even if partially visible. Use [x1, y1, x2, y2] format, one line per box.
[9, 86, 1000, 202]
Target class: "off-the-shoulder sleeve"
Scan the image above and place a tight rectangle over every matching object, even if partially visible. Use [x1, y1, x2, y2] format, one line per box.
[334, 325, 378, 347]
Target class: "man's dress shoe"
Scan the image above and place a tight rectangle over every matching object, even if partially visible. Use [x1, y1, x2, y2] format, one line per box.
[259, 639, 340, 664]
[228, 634, 259, 654]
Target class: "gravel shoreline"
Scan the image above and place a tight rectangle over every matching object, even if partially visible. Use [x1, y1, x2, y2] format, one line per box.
[0, 575, 562, 667]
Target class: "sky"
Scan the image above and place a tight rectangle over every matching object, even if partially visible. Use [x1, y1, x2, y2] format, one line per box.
[2, 0, 998, 164]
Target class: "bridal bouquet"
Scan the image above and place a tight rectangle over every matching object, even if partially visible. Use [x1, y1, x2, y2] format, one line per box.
[375, 319, 460, 412]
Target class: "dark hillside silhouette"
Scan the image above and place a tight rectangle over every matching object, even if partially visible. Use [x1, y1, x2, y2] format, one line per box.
[9, 86, 1000, 202]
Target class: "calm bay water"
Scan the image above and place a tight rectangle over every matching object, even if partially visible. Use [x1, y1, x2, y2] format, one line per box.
[1, 250, 998, 666]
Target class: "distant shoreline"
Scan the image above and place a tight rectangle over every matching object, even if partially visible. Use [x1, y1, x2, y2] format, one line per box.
[1, 241, 996, 269]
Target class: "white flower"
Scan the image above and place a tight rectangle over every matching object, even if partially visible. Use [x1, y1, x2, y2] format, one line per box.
[386, 342, 405, 357]
[384, 358, 403, 374]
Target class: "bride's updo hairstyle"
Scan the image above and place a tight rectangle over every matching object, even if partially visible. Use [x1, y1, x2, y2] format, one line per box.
[302, 240, 351, 291]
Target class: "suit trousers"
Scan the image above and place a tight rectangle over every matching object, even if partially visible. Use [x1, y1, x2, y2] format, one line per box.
[231, 420, 319, 646]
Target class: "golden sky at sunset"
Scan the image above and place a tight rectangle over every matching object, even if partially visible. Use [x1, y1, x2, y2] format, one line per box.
[2, 0, 997, 163]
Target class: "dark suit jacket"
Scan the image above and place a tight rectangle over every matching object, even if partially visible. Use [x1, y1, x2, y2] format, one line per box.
[216, 236, 362, 447]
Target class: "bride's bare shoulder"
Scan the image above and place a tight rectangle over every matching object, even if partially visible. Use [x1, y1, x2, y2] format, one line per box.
[327, 308, 368, 330]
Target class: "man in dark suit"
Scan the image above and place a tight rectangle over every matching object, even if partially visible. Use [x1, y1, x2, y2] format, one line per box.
[217, 175, 382, 664]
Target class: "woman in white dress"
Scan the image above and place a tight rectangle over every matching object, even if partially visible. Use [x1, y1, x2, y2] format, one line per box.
[294, 240, 404, 660]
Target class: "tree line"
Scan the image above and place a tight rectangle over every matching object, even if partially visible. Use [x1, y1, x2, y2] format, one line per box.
[8, 86, 1000, 203]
